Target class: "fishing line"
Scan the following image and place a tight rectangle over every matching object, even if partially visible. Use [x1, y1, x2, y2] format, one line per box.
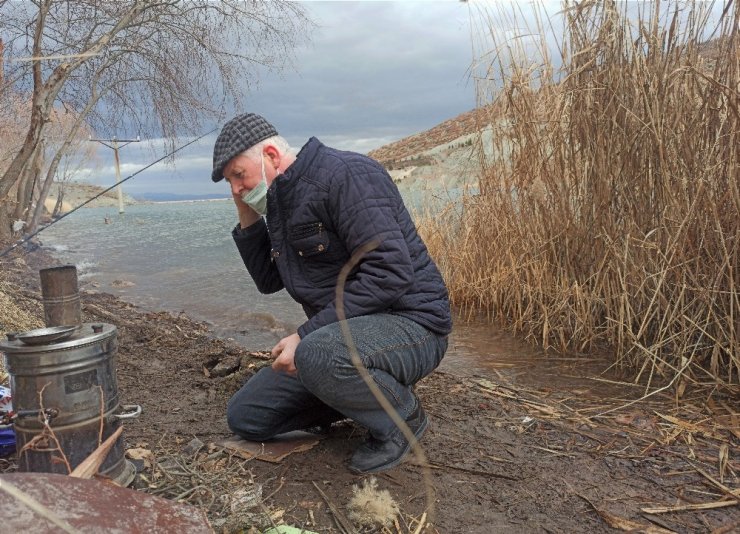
[0, 128, 218, 258]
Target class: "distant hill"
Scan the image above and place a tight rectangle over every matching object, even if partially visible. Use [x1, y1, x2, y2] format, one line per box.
[48, 181, 139, 213]
[139, 192, 229, 202]
[362, 105, 496, 201]
[368, 104, 499, 167]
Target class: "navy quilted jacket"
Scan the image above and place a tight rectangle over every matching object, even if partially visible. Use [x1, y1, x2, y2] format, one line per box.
[232, 137, 452, 338]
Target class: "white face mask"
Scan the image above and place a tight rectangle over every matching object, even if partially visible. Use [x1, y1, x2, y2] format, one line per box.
[241, 156, 268, 216]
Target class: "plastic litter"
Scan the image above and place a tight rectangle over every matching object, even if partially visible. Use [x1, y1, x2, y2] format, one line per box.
[0, 426, 16, 457]
[0, 386, 14, 457]
[0, 385, 12, 413]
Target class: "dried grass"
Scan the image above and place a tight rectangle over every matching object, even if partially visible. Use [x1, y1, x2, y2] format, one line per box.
[347, 476, 400, 529]
[0, 258, 44, 382]
[421, 0, 739, 391]
[0, 274, 44, 337]
[132, 438, 278, 531]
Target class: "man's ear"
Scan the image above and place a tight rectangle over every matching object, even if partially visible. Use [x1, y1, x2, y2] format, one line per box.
[263, 144, 281, 170]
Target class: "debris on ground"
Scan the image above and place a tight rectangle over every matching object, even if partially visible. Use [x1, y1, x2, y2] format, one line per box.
[0, 248, 738, 533]
[347, 476, 400, 529]
[219, 431, 325, 463]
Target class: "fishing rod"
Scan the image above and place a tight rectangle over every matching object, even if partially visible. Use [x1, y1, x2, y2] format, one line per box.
[0, 128, 218, 258]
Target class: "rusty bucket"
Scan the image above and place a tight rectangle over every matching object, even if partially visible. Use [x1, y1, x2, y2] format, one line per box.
[0, 323, 137, 486]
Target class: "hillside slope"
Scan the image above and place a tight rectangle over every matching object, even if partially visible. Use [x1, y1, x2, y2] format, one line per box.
[366, 105, 498, 200]
[368, 104, 498, 167]
[47, 181, 139, 213]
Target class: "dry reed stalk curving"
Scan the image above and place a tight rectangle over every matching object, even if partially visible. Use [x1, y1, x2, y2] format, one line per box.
[420, 0, 739, 393]
[334, 241, 437, 528]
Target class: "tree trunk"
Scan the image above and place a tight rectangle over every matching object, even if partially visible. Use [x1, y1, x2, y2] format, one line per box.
[27, 141, 60, 232]
[52, 186, 65, 220]
[12, 163, 34, 221]
[0, 203, 12, 244]
[14, 139, 44, 222]
[28, 150, 61, 233]
[28, 88, 102, 233]
[24, 139, 45, 227]
[1, 1, 144, 202]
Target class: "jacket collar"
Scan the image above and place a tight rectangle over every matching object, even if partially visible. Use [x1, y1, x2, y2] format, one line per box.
[272, 137, 323, 193]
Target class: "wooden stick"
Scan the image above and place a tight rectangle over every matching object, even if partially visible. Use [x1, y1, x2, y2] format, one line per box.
[312, 481, 357, 534]
[641, 500, 738, 514]
[70, 426, 123, 479]
[412, 512, 427, 534]
[691, 464, 740, 499]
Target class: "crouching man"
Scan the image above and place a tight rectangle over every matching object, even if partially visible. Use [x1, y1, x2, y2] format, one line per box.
[212, 113, 451, 473]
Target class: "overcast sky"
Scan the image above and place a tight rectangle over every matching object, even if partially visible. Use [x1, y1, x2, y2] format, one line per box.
[85, 0, 480, 199]
[71, 0, 731, 200]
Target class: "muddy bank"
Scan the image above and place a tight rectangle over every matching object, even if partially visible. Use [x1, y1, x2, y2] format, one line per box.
[1, 249, 738, 533]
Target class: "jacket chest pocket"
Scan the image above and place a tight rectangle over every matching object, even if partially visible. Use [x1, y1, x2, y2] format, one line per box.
[288, 222, 346, 286]
[290, 222, 328, 257]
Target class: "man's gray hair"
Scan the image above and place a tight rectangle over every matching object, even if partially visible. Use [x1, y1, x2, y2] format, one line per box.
[242, 135, 294, 161]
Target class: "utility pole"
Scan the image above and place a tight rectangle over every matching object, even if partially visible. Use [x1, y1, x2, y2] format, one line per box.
[89, 135, 140, 214]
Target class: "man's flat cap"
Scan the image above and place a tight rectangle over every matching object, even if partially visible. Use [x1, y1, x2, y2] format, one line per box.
[211, 113, 278, 182]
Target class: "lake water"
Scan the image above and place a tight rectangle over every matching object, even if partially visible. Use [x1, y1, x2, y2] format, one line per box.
[38, 200, 614, 388]
[40, 201, 307, 348]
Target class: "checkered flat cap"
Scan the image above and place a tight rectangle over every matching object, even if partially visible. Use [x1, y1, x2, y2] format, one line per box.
[211, 113, 278, 182]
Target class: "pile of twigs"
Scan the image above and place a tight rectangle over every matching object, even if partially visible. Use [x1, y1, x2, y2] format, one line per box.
[133, 438, 281, 531]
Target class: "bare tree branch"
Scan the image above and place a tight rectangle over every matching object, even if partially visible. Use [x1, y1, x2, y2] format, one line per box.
[0, 0, 312, 236]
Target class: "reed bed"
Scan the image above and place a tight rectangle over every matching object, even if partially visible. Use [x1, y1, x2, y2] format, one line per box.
[421, 1, 739, 390]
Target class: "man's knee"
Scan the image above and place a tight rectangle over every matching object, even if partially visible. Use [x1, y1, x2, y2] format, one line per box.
[226, 389, 277, 441]
[295, 328, 350, 387]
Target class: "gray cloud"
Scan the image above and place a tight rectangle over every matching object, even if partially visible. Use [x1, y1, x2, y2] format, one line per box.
[83, 1, 478, 198]
[250, 2, 475, 141]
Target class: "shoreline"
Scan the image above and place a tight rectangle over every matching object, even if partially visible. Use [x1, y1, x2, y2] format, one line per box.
[40, 181, 232, 216]
[1, 246, 738, 533]
[145, 197, 231, 204]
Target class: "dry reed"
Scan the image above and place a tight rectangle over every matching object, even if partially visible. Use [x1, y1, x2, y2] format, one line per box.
[0, 257, 44, 381]
[421, 0, 739, 391]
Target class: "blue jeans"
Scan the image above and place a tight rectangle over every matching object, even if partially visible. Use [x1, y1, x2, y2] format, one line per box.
[227, 313, 448, 443]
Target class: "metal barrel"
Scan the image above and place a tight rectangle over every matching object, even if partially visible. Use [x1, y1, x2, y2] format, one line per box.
[0, 323, 135, 486]
[39, 265, 82, 327]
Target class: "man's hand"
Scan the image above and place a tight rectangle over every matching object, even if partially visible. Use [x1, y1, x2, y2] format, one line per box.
[232, 190, 261, 229]
[271, 333, 301, 375]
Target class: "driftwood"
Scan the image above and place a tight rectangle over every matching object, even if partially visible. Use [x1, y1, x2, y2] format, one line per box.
[69, 426, 123, 480]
